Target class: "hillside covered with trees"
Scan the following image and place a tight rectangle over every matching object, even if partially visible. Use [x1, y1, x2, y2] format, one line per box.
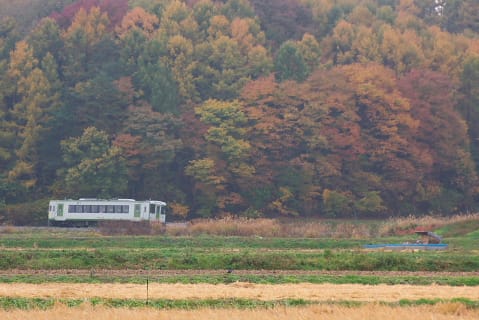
[1, 0, 479, 223]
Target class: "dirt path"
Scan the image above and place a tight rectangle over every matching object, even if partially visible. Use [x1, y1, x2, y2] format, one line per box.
[1, 269, 479, 277]
[0, 282, 478, 302]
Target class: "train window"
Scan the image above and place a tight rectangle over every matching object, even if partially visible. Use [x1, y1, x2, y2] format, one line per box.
[122, 205, 129, 213]
[91, 205, 99, 213]
[68, 205, 75, 213]
[99, 205, 106, 213]
[76, 205, 83, 213]
[149, 204, 155, 214]
[115, 205, 122, 213]
[84, 205, 92, 212]
[107, 205, 115, 213]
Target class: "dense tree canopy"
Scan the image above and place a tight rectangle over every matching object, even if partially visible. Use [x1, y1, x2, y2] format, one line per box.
[1, 0, 479, 223]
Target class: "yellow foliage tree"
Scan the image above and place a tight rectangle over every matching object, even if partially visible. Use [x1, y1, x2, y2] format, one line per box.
[116, 7, 159, 39]
[7, 41, 58, 187]
[64, 7, 109, 46]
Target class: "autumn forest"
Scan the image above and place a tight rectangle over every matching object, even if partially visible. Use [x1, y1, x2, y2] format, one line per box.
[1, 0, 479, 223]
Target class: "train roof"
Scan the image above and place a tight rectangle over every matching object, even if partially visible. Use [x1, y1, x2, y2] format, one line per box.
[50, 199, 166, 205]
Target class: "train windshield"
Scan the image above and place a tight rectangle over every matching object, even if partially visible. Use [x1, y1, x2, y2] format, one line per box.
[156, 205, 166, 215]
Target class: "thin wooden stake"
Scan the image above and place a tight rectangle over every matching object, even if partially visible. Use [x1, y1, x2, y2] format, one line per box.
[146, 276, 149, 305]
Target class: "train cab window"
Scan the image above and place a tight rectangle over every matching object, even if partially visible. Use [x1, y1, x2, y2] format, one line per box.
[149, 204, 155, 214]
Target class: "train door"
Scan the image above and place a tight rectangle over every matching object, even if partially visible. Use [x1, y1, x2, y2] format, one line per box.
[57, 203, 64, 217]
[134, 204, 141, 218]
[149, 203, 156, 220]
[156, 205, 166, 223]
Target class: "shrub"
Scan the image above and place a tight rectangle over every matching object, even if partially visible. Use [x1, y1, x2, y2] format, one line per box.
[3, 199, 48, 226]
[185, 217, 282, 237]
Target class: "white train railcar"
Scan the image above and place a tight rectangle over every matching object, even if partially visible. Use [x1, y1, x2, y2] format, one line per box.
[48, 198, 166, 226]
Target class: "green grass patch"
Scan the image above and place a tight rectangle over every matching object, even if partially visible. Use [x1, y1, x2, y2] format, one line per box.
[435, 220, 479, 237]
[0, 297, 55, 310]
[1, 273, 479, 286]
[91, 297, 314, 309]
[0, 297, 316, 310]
[447, 229, 479, 251]
[398, 298, 479, 308]
[1, 248, 479, 271]
[1, 297, 478, 310]
[0, 234, 364, 250]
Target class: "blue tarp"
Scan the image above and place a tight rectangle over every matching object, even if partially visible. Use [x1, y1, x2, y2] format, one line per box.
[363, 243, 448, 250]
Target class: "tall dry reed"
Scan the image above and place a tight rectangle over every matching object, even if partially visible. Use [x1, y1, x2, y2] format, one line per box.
[378, 213, 479, 236]
[88, 212, 479, 238]
[161, 217, 377, 238]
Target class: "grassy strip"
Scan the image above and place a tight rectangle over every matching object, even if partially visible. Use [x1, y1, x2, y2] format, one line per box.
[1, 297, 478, 310]
[1, 274, 479, 286]
[397, 298, 479, 309]
[0, 297, 315, 310]
[0, 297, 56, 310]
[0, 235, 365, 250]
[1, 249, 478, 271]
[91, 297, 315, 309]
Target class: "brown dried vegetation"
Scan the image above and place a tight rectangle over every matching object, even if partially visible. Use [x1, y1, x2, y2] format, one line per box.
[99, 213, 479, 238]
[2, 304, 479, 320]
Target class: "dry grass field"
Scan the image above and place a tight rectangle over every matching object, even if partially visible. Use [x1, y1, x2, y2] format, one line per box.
[2, 282, 479, 319]
[1, 282, 478, 301]
[2, 303, 479, 320]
